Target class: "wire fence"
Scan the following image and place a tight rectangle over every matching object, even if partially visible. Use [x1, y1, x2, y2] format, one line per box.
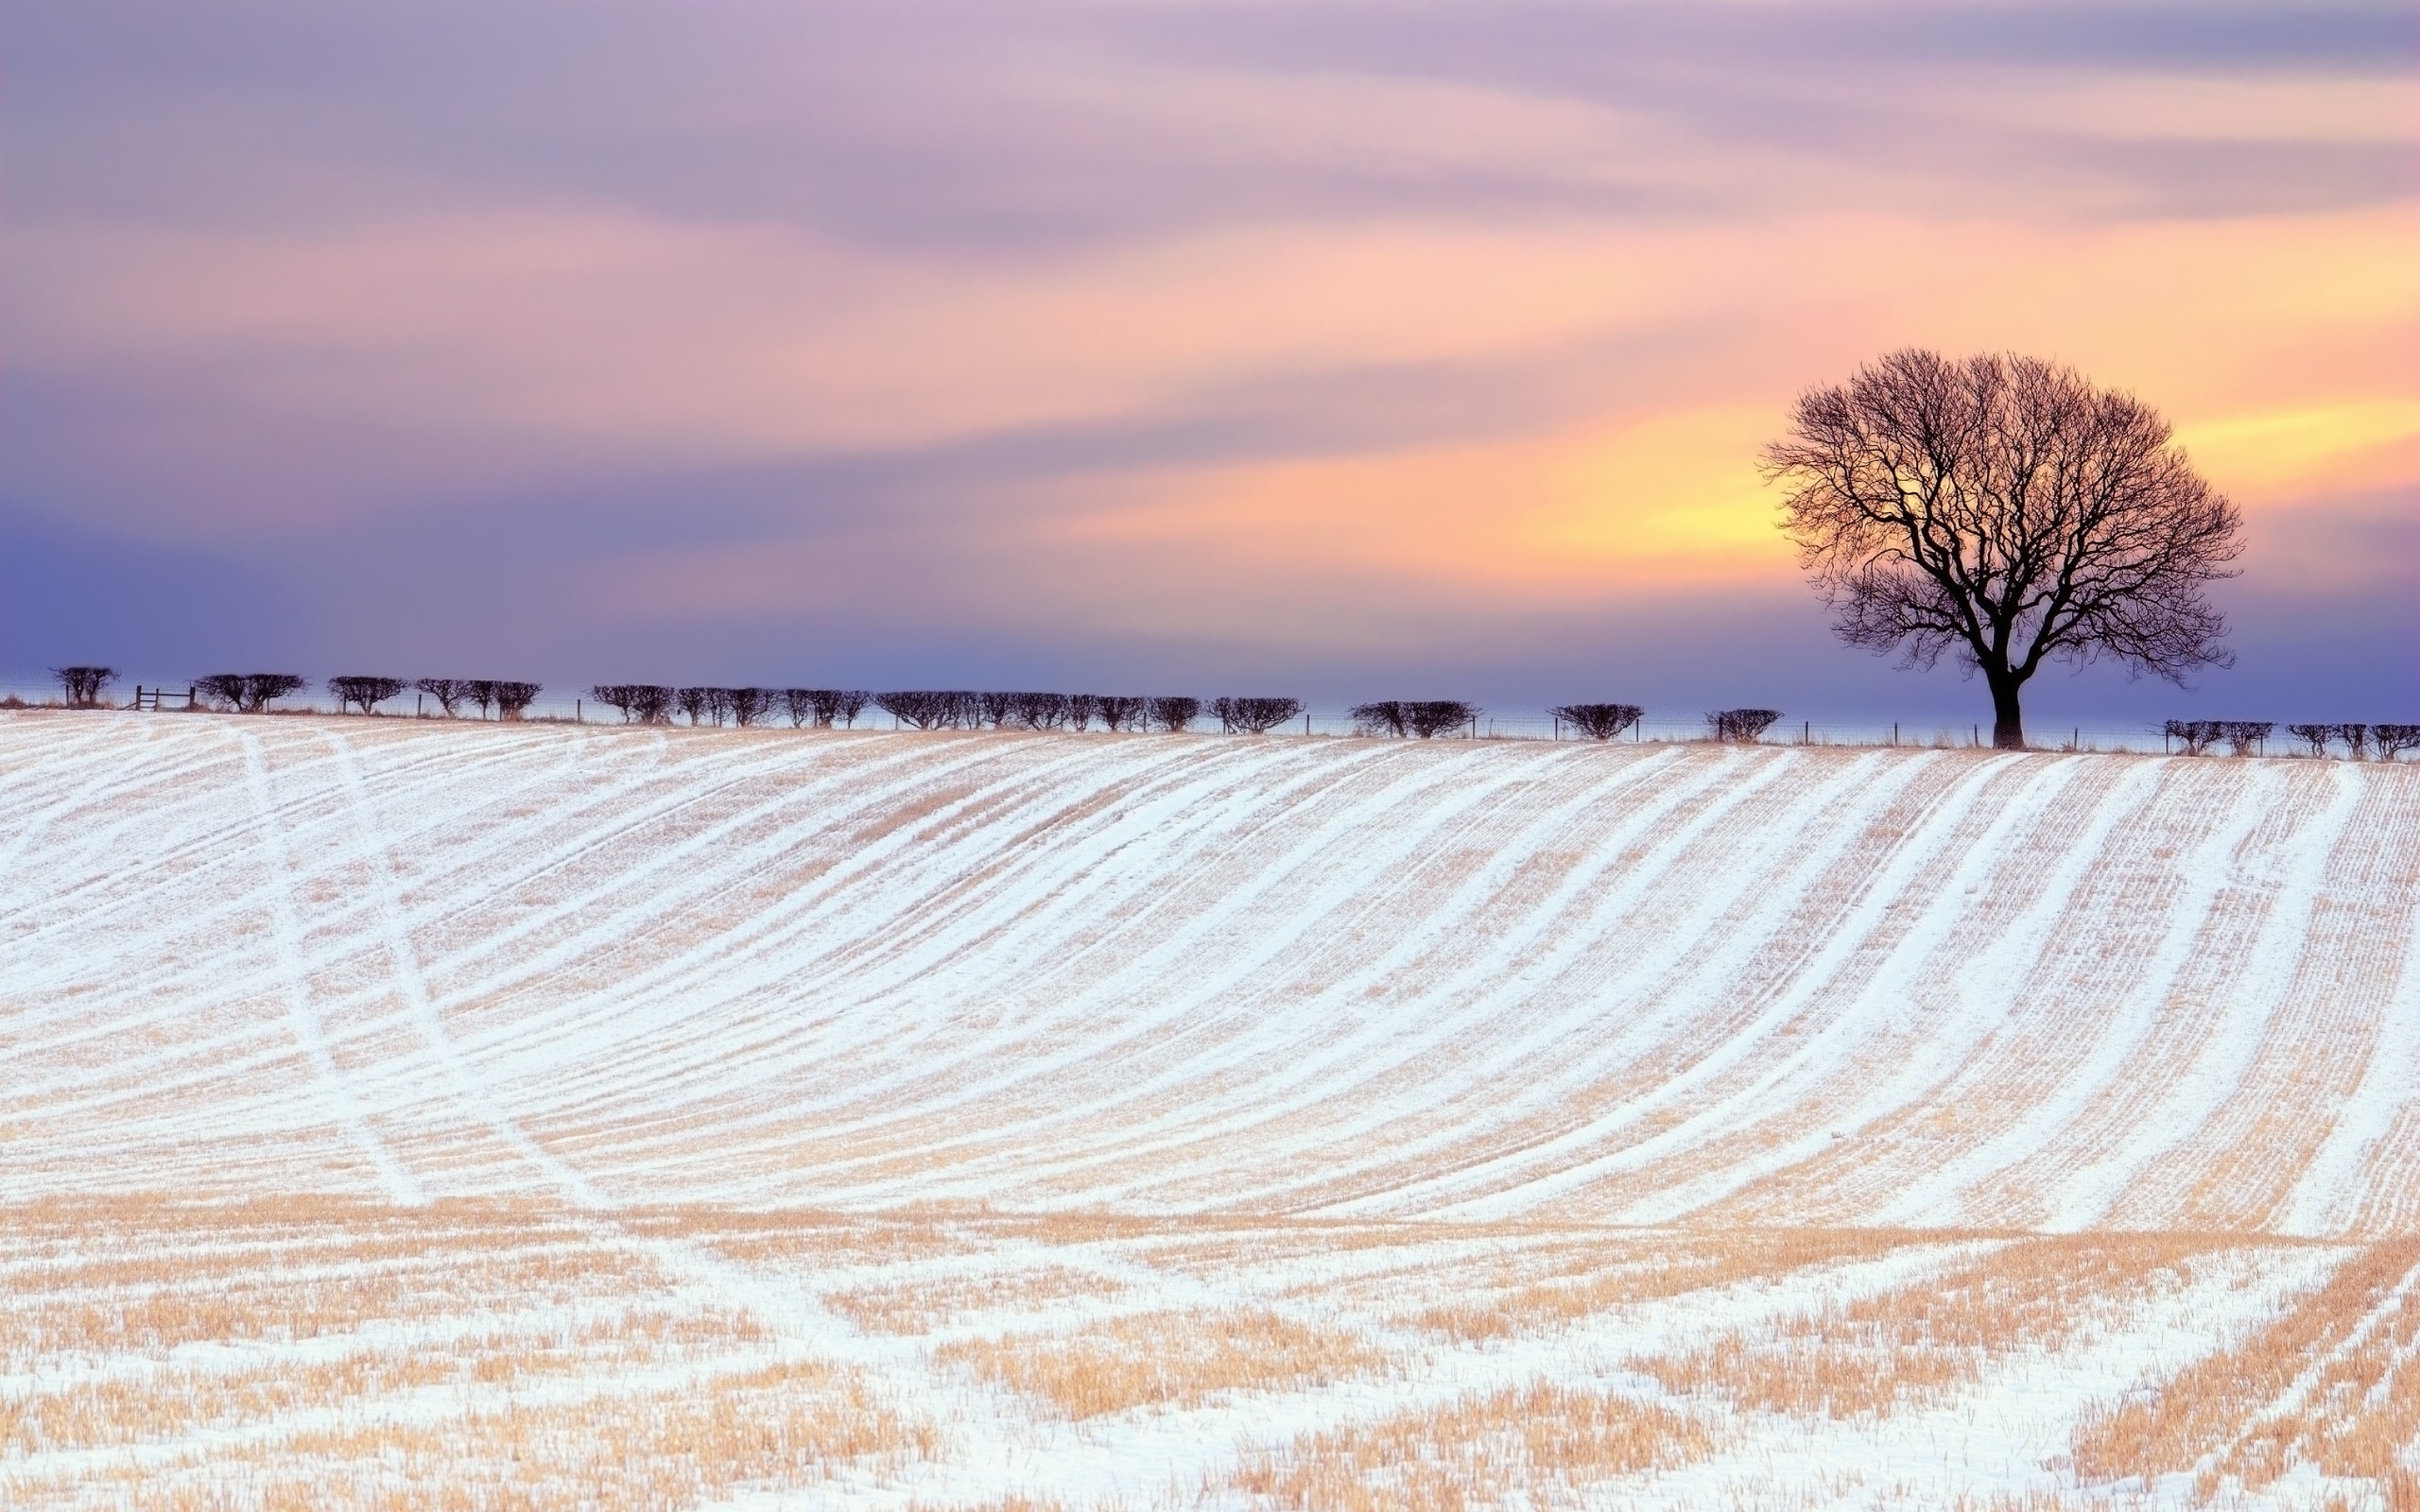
[6, 679, 2394, 758]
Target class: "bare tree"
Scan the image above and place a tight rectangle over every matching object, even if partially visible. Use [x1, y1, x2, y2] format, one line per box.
[1769, 350, 2244, 749]
[419, 678, 474, 716]
[1065, 694, 1100, 731]
[237, 674, 305, 713]
[2287, 723, 2335, 757]
[51, 666, 117, 708]
[833, 690, 869, 728]
[328, 676, 406, 714]
[1408, 700, 1479, 738]
[1349, 701, 1409, 737]
[2374, 725, 2420, 761]
[1007, 692, 1071, 729]
[196, 674, 250, 712]
[782, 688, 819, 728]
[726, 687, 774, 727]
[875, 691, 956, 729]
[1096, 696, 1146, 731]
[1212, 696, 1303, 734]
[490, 681, 541, 719]
[2165, 719, 2223, 756]
[675, 686, 713, 725]
[1550, 703, 1642, 740]
[590, 684, 640, 722]
[2221, 720, 2273, 757]
[1709, 709, 1781, 744]
[2335, 723, 2370, 760]
[1149, 696, 1201, 732]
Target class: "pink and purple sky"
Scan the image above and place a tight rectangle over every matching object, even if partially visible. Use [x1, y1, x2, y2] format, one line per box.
[5, 0, 2413, 721]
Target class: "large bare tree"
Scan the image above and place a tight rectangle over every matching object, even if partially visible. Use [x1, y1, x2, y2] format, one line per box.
[1767, 350, 2243, 748]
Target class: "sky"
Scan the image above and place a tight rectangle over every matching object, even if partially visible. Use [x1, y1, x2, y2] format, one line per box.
[4, 0, 2414, 726]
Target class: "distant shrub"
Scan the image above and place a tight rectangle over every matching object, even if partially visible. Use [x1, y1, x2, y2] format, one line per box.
[1211, 696, 1302, 734]
[875, 691, 959, 730]
[1096, 696, 1146, 732]
[2374, 724, 2420, 760]
[2164, 719, 2223, 756]
[2219, 720, 2273, 756]
[51, 665, 117, 708]
[1408, 700, 1479, 738]
[1550, 703, 1643, 741]
[1148, 696, 1201, 732]
[1709, 708, 1781, 744]
[199, 673, 304, 713]
[784, 689, 869, 728]
[418, 678, 473, 716]
[725, 687, 774, 727]
[1349, 701, 1407, 737]
[1009, 692, 1072, 730]
[2335, 722, 2370, 759]
[328, 676, 407, 714]
[1065, 694, 1100, 731]
[2285, 723, 2333, 757]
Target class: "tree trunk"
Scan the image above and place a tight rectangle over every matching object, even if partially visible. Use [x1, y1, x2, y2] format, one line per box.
[1987, 670, 2026, 749]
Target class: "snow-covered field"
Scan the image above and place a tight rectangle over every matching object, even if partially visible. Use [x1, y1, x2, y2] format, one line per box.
[4, 713, 2415, 1508]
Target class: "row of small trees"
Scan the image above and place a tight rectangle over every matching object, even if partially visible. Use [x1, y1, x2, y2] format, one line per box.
[584, 688, 1313, 733]
[2167, 719, 2420, 760]
[35, 665, 2414, 756]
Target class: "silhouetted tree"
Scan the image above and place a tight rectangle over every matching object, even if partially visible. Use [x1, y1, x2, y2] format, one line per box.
[875, 691, 957, 729]
[2374, 725, 2420, 761]
[1065, 694, 1100, 731]
[1709, 709, 1781, 743]
[1770, 350, 2244, 749]
[419, 678, 473, 716]
[2335, 723, 2370, 760]
[1025, 692, 1078, 729]
[782, 689, 819, 728]
[590, 684, 642, 722]
[2220, 720, 2273, 757]
[1550, 703, 1643, 740]
[231, 674, 305, 713]
[2287, 723, 2334, 757]
[726, 687, 774, 727]
[487, 681, 541, 719]
[1149, 696, 1201, 732]
[675, 686, 714, 725]
[328, 676, 406, 714]
[1212, 696, 1303, 733]
[51, 666, 117, 708]
[833, 690, 869, 728]
[1096, 696, 1146, 731]
[196, 674, 250, 712]
[2165, 719, 2223, 756]
[1407, 700, 1478, 738]
[1349, 701, 1409, 737]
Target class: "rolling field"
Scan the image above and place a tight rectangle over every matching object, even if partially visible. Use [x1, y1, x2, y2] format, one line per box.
[4, 713, 2416, 1508]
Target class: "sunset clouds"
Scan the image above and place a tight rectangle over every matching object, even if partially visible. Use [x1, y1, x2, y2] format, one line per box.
[5, 0, 2412, 713]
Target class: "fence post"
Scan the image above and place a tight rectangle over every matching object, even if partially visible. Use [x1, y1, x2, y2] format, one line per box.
[576, 697, 582, 723]
[1803, 719, 1809, 746]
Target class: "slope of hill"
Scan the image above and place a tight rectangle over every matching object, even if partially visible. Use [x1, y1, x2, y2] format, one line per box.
[5, 712, 2416, 1234]
[5, 713, 2416, 1510]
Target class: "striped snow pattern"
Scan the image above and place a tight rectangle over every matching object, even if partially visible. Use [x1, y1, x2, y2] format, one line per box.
[4, 713, 2415, 1238]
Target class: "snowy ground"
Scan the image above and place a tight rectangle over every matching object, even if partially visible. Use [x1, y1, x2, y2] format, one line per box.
[3, 712, 2415, 1508]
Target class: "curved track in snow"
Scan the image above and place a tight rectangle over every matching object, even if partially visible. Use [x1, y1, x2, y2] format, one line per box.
[5, 712, 2415, 1237]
